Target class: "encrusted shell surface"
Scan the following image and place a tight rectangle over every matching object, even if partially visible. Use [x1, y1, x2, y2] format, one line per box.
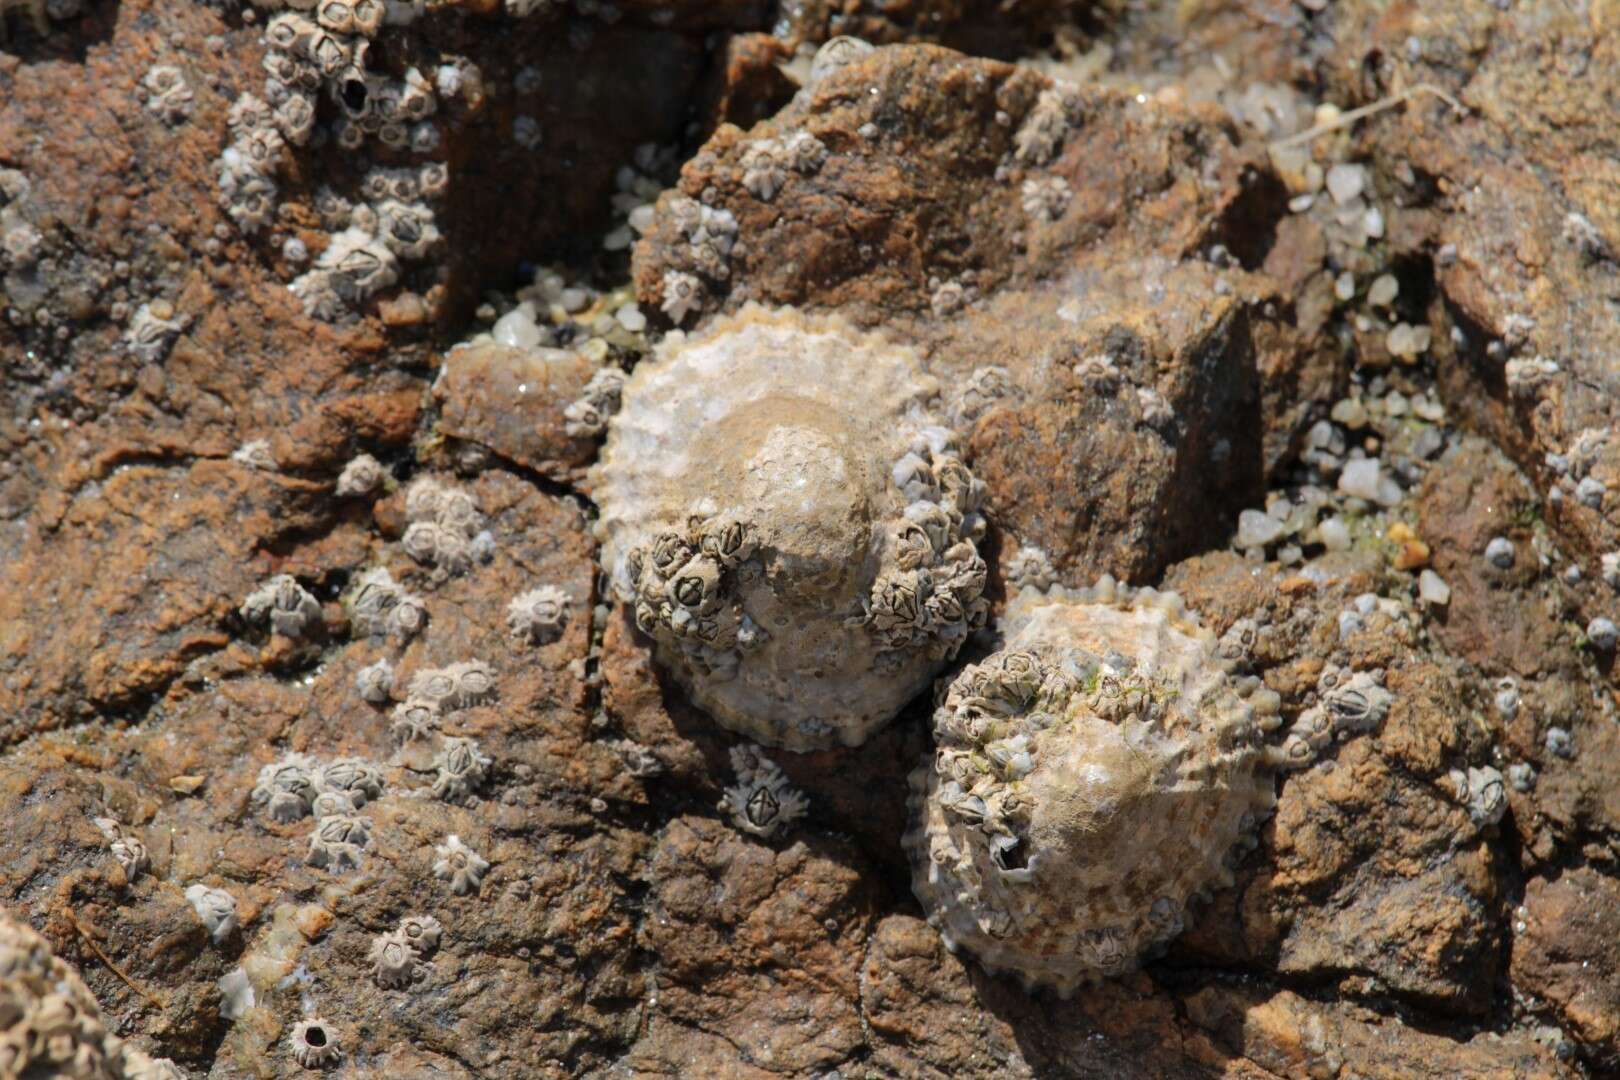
[902, 580, 1282, 996]
[591, 305, 988, 750]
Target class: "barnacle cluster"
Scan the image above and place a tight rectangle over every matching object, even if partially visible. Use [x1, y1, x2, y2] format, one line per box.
[402, 478, 491, 576]
[562, 366, 627, 438]
[739, 129, 828, 202]
[718, 745, 808, 840]
[389, 660, 496, 747]
[903, 579, 1303, 995]
[0, 910, 186, 1079]
[346, 567, 428, 642]
[654, 196, 738, 324]
[369, 911, 442, 989]
[593, 305, 989, 750]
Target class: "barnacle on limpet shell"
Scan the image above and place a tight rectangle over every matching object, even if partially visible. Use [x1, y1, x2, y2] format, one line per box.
[903, 578, 1296, 996]
[591, 305, 989, 750]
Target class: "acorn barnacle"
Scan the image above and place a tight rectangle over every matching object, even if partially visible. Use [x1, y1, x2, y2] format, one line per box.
[592, 305, 989, 750]
[903, 578, 1292, 995]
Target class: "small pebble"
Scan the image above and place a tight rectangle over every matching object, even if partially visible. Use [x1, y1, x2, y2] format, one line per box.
[1418, 568, 1451, 606]
[1587, 617, 1618, 651]
[1484, 537, 1515, 569]
[1368, 273, 1399, 307]
[1326, 162, 1367, 205]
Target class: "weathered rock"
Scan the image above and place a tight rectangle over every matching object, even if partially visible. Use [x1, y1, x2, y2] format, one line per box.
[1512, 867, 1620, 1070]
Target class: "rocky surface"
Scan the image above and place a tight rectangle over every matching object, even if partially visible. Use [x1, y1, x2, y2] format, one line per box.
[1, 1, 1615, 1078]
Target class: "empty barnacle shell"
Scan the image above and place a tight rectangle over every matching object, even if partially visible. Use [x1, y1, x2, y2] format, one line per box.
[591, 305, 988, 750]
[904, 580, 1293, 996]
[289, 1018, 341, 1069]
[184, 884, 239, 944]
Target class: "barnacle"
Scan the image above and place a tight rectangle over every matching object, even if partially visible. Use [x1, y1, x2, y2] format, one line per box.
[610, 738, 665, 778]
[306, 813, 371, 871]
[408, 665, 459, 710]
[369, 930, 420, 988]
[446, 659, 497, 708]
[431, 736, 492, 801]
[718, 744, 808, 839]
[564, 366, 628, 438]
[1020, 176, 1072, 223]
[1004, 544, 1057, 592]
[142, 64, 194, 124]
[289, 1019, 341, 1069]
[1452, 765, 1507, 827]
[432, 833, 490, 895]
[335, 453, 386, 499]
[592, 305, 989, 750]
[318, 758, 384, 806]
[352, 657, 393, 704]
[241, 574, 321, 638]
[274, 90, 318, 145]
[659, 269, 705, 325]
[184, 884, 239, 943]
[904, 579, 1298, 995]
[741, 138, 788, 201]
[507, 585, 571, 645]
[390, 697, 440, 744]
[807, 35, 873, 86]
[124, 300, 188, 362]
[92, 817, 149, 880]
[251, 752, 320, 822]
[1012, 84, 1078, 166]
[398, 913, 443, 956]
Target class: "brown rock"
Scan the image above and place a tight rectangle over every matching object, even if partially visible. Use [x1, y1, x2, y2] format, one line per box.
[432, 342, 599, 483]
[1513, 867, 1620, 1069]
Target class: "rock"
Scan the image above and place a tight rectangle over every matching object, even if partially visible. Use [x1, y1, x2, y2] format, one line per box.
[1513, 868, 1620, 1069]
[431, 342, 599, 483]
